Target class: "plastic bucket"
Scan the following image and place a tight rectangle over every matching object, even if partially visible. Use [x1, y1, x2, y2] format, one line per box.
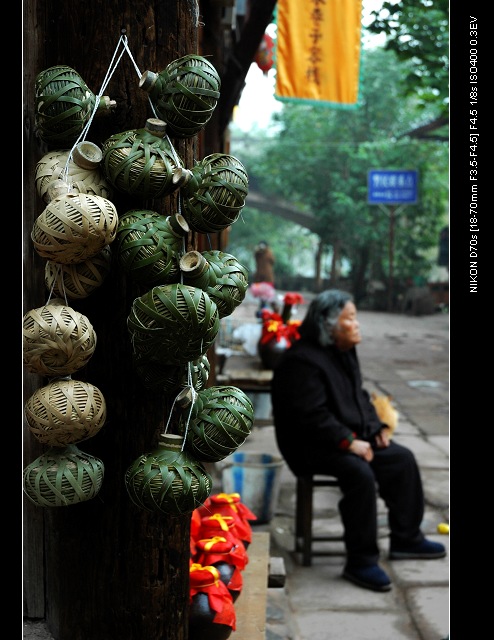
[221, 451, 284, 524]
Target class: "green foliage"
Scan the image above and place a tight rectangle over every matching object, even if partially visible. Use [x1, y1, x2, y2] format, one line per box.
[228, 208, 319, 280]
[229, 46, 448, 302]
[366, 0, 449, 116]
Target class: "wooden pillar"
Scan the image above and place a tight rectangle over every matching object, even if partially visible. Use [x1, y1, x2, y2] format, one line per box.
[23, 2, 200, 638]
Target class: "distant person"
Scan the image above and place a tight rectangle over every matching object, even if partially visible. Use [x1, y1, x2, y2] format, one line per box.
[270, 289, 446, 592]
[253, 240, 275, 285]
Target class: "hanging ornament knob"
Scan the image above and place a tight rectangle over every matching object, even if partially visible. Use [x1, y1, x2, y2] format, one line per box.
[101, 118, 184, 200]
[173, 153, 248, 233]
[23, 444, 105, 507]
[35, 143, 112, 204]
[139, 55, 221, 139]
[35, 65, 116, 146]
[116, 210, 189, 285]
[179, 251, 212, 290]
[31, 192, 118, 264]
[71, 141, 103, 169]
[125, 433, 213, 516]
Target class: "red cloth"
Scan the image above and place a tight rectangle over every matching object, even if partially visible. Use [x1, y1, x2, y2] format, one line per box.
[198, 493, 257, 543]
[189, 564, 236, 629]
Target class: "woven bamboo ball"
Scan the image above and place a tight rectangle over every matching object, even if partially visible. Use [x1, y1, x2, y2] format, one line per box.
[35, 146, 112, 204]
[31, 192, 118, 264]
[139, 55, 221, 138]
[190, 250, 249, 319]
[125, 434, 212, 515]
[173, 153, 248, 233]
[127, 283, 220, 365]
[23, 300, 97, 376]
[101, 118, 184, 199]
[133, 354, 210, 394]
[116, 210, 189, 285]
[35, 65, 115, 146]
[182, 385, 254, 463]
[23, 444, 105, 507]
[24, 378, 107, 446]
[44, 245, 112, 299]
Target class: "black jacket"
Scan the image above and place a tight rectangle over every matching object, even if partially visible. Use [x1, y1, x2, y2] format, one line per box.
[271, 337, 384, 472]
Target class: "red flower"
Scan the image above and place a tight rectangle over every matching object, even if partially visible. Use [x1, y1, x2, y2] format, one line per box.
[259, 310, 302, 346]
[283, 292, 305, 306]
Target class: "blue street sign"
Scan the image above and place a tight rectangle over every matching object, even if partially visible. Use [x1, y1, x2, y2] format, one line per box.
[368, 169, 418, 204]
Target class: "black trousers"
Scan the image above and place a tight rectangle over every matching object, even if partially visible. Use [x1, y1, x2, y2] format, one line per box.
[308, 441, 425, 567]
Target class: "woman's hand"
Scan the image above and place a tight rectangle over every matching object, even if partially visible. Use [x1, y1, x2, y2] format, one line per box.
[375, 428, 391, 449]
[349, 439, 374, 461]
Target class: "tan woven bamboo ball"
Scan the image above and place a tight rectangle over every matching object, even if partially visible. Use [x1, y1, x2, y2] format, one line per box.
[23, 444, 105, 507]
[24, 378, 107, 447]
[31, 192, 118, 264]
[45, 245, 112, 299]
[23, 300, 97, 376]
[35, 147, 112, 204]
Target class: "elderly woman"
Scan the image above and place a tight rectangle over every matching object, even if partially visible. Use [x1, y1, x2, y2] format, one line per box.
[271, 289, 445, 592]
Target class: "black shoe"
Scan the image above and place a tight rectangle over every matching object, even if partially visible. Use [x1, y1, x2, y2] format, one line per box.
[389, 538, 446, 560]
[342, 564, 392, 592]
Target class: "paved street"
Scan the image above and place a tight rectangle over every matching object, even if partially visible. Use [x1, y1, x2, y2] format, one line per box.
[220, 292, 449, 640]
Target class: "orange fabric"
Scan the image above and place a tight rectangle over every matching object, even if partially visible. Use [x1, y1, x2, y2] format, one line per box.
[275, 0, 363, 107]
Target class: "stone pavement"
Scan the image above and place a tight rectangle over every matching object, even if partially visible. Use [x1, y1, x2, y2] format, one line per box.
[24, 291, 450, 640]
[216, 291, 449, 640]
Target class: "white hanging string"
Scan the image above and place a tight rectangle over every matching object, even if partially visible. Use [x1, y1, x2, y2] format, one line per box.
[58, 32, 183, 191]
[163, 381, 198, 452]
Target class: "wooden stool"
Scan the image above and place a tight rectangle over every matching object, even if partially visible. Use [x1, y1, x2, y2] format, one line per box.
[295, 474, 345, 566]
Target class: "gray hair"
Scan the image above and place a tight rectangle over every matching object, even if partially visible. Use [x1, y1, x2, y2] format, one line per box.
[299, 289, 354, 347]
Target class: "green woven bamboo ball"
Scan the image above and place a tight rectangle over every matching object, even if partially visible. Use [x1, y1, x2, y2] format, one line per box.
[127, 283, 220, 365]
[174, 153, 248, 233]
[139, 55, 221, 138]
[101, 118, 183, 199]
[125, 434, 212, 515]
[35, 65, 115, 146]
[181, 385, 254, 463]
[23, 445, 105, 507]
[116, 210, 189, 285]
[199, 250, 249, 318]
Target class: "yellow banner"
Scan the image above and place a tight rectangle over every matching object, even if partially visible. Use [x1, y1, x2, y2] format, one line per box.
[275, 0, 363, 107]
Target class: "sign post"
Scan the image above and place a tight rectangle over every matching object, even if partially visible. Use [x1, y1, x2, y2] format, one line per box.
[367, 170, 418, 311]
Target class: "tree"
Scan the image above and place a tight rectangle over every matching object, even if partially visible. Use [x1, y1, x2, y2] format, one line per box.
[24, 1, 274, 637]
[366, 0, 449, 138]
[230, 47, 448, 306]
